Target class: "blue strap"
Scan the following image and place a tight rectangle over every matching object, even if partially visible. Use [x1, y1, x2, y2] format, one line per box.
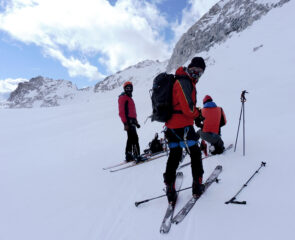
[168, 127, 198, 149]
[168, 140, 198, 148]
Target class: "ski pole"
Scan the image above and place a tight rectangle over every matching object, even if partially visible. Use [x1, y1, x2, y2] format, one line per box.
[225, 161, 266, 205]
[234, 90, 248, 155]
[135, 186, 192, 207]
[135, 179, 219, 207]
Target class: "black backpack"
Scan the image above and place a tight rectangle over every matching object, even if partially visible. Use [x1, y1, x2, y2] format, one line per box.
[150, 139, 163, 153]
[151, 73, 176, 122]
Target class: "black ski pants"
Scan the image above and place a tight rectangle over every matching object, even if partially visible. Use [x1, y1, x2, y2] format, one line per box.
[197, 130, 224, 150]
[126, 125, 140, 157]
[164, 126, 204, 185]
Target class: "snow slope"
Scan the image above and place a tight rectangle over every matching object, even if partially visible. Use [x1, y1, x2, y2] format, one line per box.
[0, 1, 295, 240]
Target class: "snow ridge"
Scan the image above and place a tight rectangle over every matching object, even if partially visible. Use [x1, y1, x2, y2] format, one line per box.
[166, 0, 290, 72]
[94, 60, 167, 92]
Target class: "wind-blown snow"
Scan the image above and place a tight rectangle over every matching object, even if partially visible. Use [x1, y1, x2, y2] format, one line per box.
[0, 1, 295, 239]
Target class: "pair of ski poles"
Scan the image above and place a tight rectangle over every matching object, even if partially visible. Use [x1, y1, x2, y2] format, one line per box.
[234, 90, 248, 156]
[135, 162, 266, 206]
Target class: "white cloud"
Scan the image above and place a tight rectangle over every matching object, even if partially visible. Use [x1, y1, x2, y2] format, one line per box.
[0, 0, 171, 79]
[0, 78, 28, 93]
[171, 0, 220, 44]
[45, 48, 105, 81]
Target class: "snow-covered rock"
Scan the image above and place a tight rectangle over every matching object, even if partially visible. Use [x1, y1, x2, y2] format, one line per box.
[8, 76, 81, 108]
[94, 60, 167, 92]
[166, 0, 290, 72]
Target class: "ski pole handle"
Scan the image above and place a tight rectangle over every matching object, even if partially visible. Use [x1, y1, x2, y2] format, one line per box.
[230, 200, 247, 205]
[135, 200, 149, 207]
[225, 197, 246, 205]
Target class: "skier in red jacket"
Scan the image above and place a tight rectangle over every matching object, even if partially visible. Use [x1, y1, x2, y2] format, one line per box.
[195, 95, 227, 155]
[118, 81, 141, 162]
[164, 57, 206, 206]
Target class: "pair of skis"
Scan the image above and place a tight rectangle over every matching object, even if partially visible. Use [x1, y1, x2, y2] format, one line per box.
[178, 144, 233, 170]
[160, 165, 222, 233]
[102, 151, 168, 172]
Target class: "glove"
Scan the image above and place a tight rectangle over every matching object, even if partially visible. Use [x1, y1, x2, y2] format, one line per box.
[135, 119, 140, 128]
[124, 124, 129, 131]
[195, 115, 204, 128]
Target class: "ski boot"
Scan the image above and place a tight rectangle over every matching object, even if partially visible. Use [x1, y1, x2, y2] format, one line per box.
[200, 140, 208, 157]
[135, 155, 145, 164]
[165, 182, 177, 206]
[125, 152, 134, 162]
[192, 177, 205, 198]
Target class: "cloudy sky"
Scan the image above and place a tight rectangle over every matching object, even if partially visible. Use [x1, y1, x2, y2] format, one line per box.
[0, 0, 219, 94]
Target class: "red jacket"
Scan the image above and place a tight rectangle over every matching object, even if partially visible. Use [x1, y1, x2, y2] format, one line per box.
[201, 103, 227, 134]
[165, 67, 200, 129]
[118, 93, 137, 124]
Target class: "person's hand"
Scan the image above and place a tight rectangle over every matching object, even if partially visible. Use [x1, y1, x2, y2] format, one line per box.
[135, 120, 140, 128]
[124, 124, 129, 131]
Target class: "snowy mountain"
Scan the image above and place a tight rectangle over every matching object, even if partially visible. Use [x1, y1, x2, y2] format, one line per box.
[167, 0, 290, 72]
[5, 60, 166, 108]
[7, 76, 85, 108]
[1, 0, 295, 240]
[94, 60, 167, 92]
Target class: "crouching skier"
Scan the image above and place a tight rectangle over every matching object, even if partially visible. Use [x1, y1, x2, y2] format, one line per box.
[164, 57, 206, 205]
[118, 81, 142, 162]
[195, 95, 227, 155]
[149, 133, 164, 154]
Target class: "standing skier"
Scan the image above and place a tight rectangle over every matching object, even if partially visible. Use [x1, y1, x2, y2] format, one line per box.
[195, 95, 227, 154]
[118, 81, 141, 162]
[164, 57, 206, 205]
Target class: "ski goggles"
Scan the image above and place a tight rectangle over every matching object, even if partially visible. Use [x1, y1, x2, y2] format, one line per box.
[188, 67, 204, 79]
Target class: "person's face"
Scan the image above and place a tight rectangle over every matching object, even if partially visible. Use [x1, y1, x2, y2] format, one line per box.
[124, 84, 133, 94]
[188, 67, 204, 82]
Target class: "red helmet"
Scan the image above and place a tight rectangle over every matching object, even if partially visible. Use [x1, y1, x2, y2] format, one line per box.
[203, 95, 213, 104]
[123, 81, 133, 88]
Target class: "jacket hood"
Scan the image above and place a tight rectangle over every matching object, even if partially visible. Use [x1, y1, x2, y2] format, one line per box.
[203, 101, 217, 108]
[175, 67, 197, 84]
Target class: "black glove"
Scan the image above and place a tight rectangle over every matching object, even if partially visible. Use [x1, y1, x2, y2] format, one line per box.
[195, 115, 204, 128]
[134, 119, 140, 128]
[124, 124, 129, 131]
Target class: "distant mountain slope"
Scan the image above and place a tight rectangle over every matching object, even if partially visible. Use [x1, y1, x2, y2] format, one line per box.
[94, 60, 167, 92]
[166, 0, 290, 72]
[8, 76, 81, 108]
[6, 60, 167, 108]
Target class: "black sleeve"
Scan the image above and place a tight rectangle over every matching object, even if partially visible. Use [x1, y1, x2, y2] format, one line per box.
[178, 78, 194, 112]
[220, 108, 226, 127]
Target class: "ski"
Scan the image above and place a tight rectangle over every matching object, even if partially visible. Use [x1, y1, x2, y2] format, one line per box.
[110, 152, 168, 173]
[160, 172, 183, 234]
[103, 150, 168, 170]
[171, 165, 222, 225]
[178, 144, 233, 170]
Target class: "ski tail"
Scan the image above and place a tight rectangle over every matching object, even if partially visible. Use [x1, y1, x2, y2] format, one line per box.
[160, 171, 183, 234]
